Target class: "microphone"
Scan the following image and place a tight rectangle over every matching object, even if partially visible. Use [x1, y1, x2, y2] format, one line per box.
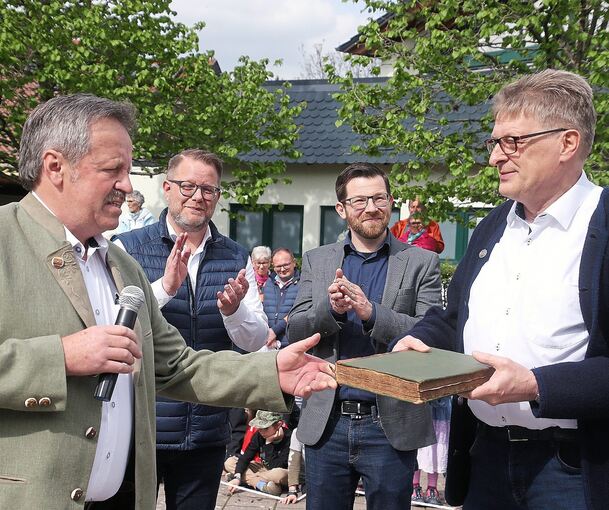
[94, 285, 145, 401]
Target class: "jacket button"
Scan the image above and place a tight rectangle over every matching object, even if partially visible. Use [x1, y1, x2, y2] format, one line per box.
[38, 397, 52, 407]
[24, 397, 38, 408]
[70, 488, 84, 501]
[85, 427, 97, 439]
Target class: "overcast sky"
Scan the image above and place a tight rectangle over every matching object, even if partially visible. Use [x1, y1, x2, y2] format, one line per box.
[170, 0, 373, 79]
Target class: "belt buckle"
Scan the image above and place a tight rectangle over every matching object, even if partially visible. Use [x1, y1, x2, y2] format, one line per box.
[507, 427, 529, 442]
[351, 402, 364, 420]
[341, 401, 363, 419]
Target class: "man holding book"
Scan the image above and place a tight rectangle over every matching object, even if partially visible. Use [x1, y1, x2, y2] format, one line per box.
[394, 69, 609, 510]
[287, 162, 442, 510]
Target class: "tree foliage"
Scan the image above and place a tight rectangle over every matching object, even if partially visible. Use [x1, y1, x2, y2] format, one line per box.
[331, 0, 609, 220]
[0, 0, 302, 205]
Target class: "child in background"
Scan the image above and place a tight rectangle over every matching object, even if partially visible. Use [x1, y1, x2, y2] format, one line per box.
[225, 410, 291, 496]
[412, 397, 451, 505]
[281, 427, 305, 504]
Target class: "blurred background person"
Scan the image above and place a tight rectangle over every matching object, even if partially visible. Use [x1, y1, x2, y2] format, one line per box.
[116, 189, 156, 233]
[411, 396, 451, 506]
[398, 216, 438, 252]
[251, 245, 272, 301]
[391, 197, 444, 254]
[263, 248, 300, 350]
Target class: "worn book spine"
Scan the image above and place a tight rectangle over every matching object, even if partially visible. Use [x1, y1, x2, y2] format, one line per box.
[335, 365, 493, 404]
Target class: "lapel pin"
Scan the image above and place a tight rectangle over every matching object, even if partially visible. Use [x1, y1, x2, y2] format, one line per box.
[51, 256, 65, 269]
[478, 249, 487, 259]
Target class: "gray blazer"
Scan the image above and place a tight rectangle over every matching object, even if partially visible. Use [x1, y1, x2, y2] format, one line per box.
[287, 234, 442, 451]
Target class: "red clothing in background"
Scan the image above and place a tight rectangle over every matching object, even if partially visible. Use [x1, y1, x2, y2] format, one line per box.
[391, 219, 444, 254]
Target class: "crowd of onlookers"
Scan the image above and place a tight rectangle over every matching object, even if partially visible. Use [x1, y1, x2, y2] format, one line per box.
[117, 187, 450, 506]
[116, 186, 450, 506]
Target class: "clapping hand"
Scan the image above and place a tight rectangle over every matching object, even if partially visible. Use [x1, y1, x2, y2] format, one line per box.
[161, 233, 191, 296]
[217, 268, 249, 316]
[330, 268, 373, 321]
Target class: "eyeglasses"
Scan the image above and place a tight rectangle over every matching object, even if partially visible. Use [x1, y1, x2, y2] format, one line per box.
[342, 193, 391, 211]
[273, 262, 294, 270]
[167, 179, 221, 199]
[254, 260, 270, 267]
[485, 128, 568, 155]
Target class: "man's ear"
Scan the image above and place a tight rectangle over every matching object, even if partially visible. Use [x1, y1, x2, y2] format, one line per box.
[560, 129, 581, 162]
[41, 149, 67, 187]
[162, 179, 172, 202]
[335, 201, 347, 220]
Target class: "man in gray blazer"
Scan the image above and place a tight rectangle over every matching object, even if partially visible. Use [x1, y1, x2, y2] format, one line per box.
[287, 163, 442, 510]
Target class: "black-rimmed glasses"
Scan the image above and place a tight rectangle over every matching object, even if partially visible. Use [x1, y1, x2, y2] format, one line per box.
[342, 193, 391, 211]
[485, 128, 568, 155]
[167, 179, 221, 199]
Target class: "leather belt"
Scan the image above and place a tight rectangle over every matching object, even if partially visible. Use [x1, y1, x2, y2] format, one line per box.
[478, 422, 578, 443]
[338, 400, 374, 417]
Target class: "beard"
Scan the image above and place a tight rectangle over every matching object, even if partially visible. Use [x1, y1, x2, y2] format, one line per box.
[170, 207, 211, 233]
[347, 209, 390, 240]
[172, 213, 210, 232]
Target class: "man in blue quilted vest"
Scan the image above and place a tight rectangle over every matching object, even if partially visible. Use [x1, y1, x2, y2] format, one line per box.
[262, 248, 300, 350]
[114, 149, 268, 510]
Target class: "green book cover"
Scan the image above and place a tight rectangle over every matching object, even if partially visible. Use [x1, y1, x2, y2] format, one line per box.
[338, 348, 490, 384]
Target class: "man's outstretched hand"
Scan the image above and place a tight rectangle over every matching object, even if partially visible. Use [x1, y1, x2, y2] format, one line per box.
[276, 333, 337, 399]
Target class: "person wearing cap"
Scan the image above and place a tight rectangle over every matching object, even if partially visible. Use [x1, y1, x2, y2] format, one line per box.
[224, 410, 291, 497]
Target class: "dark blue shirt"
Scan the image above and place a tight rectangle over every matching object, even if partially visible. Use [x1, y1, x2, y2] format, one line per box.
[336, 233, 390, 402]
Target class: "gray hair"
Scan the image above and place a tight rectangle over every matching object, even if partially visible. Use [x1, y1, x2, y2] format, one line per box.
[492, 69, 596, 158]
[128, 190, 145, 205]
[18, 93, 136, 191]
[167, 149, 223, 180]
[251, 246, 271, 261]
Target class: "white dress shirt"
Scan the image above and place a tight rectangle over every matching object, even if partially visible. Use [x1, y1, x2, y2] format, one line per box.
[32, 193, 133, 501]
[114, 218, 267, 351]
[463, 172, 602, 430]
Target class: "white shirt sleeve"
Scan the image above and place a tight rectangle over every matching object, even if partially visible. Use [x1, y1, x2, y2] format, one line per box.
[112, 238, 174, 308]
[222, 257, 269, 352]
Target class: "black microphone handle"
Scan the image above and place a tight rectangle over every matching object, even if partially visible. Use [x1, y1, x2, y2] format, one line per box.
[94, 308, 139, 401]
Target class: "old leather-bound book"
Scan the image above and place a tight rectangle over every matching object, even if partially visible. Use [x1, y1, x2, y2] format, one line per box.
[335, 348, 494, 404]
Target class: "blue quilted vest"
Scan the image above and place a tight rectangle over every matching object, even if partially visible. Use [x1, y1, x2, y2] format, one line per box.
[114, 209, 249, 450]
[262, 271, 300, 348]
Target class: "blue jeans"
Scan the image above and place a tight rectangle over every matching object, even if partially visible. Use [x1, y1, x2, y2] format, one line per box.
[156, 446, 225, 510]
[305, 408, 416, 510]
[464, 433, 586, 509]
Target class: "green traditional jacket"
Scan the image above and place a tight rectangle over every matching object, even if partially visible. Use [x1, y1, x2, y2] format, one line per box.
[0, 193, 288, 509]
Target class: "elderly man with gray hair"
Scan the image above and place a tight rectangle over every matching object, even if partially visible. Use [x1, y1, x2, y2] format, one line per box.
[394, 69, 609, 510]
[116, 189, 156, 233]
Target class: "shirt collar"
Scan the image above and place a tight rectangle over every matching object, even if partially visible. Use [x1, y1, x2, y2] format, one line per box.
[165, 216, 211, 256]
[343, 230, 391, 256]
[507, 171, 595, 230]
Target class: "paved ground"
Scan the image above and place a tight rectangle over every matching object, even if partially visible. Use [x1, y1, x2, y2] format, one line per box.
[156, 473, 454, 509]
